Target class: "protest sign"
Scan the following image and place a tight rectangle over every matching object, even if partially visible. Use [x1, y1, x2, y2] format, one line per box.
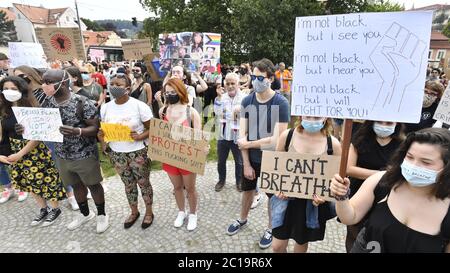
[143, 53, 163, 81]
[122, 39, 153, 60]
[89, 48, 105, 62]
[8, 42, 47, 68]
[100, 122, 134, 142]
[158, 32, 221, 75]
[259, 151, 340, 202]
[12, 107, 63, 143]
[35, 27, 85, 61]
[291, 11, 433, 123]
[148, 119, 209, 175]
[433, 86, 450, 124]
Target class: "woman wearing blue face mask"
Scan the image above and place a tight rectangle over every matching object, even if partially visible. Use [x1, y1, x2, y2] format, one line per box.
[332, 128, 450, 253]
[344, 120, 404, 252]
[80, 66, 104, 108]
[271, 116, 342, 253]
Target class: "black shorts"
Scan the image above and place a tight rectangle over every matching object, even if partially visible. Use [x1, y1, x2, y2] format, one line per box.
[241, 161, 274, 199]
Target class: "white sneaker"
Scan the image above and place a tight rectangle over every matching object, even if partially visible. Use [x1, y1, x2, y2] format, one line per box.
[68, 196, 79, 211]
[67, 211, 95, 230]
[251, 193, 263, 209]
[187, 214, 197, 231]
[17, 191, 28, 202]
[96, 214, 110, 234]
[174, 211, 186, 228]
[0, 189, 14, 204]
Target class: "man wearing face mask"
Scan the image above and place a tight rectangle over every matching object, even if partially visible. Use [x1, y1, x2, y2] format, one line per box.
[37, 69, 109, 234]
[213, 72, 247, 192]
[226, 58, 290, 249]
[404, 81, 444, 134]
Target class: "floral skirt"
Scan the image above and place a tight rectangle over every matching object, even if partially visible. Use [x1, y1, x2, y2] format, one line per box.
[9, 138, 66, 201]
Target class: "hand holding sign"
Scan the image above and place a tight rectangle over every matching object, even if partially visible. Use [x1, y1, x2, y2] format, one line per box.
[370, 22, 427, 112]
[330, 173, 351, 199]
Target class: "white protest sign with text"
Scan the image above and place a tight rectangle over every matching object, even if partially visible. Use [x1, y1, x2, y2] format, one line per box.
[291, 11, 433, 123]
[12, 107, 64, 143]
[260, 151, 340, 202]
[8, 42, 47, 68]
[433, 86, 450, 124]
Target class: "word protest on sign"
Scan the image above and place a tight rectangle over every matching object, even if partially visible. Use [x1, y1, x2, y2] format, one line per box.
[148, 119, 210, 175]
[433, 86, 450, 125]
[122, 39, 153, 60]
[158, 32, 221, 76]
[35, 27, 85, 61]
[8, 42, 47, 68]
[260, 151, 340, 201]
[12, 107, 63, 143]
[100, 123, 134, 142]
[291, 11, 433, 123]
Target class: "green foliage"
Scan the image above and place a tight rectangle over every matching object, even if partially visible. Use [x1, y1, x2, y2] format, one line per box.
[365, 0, 404, 12]
[81, 17, 105, 31]
[0, 10, 17, 46]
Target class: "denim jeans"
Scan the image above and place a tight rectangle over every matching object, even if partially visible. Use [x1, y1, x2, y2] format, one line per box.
[217, 140, 243, 184]
[0, 163, 11, 186]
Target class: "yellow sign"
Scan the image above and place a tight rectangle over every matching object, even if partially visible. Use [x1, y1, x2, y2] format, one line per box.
[101, 122, 134, 142]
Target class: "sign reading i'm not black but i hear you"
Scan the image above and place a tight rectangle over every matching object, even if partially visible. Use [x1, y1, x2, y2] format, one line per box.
[260, 151, 340, 201]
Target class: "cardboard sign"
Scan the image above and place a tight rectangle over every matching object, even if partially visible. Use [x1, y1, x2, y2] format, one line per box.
[291, 11, 433, 123]
[122, 39, 153, 60]
[260, 151, 340, 202]
[433, 86, 450, 124]
[8, 42, 47, 68]
[100, 122, 134, 142]
[143, 53, 162, 81]
[148, 119, 209, 175]
[12, 107, 63, 143]
[35, 27, 85, 61]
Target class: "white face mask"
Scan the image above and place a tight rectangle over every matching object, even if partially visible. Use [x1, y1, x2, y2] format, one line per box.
[2, 89, 22, 102]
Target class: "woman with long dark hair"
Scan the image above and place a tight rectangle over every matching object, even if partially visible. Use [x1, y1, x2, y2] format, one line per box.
[332, 128, 450, 253]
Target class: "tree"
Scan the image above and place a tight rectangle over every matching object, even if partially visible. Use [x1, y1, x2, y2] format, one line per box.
[0, 10, 18, 46]
[442, 21, 450, 38]
[81, 18, 105, 31]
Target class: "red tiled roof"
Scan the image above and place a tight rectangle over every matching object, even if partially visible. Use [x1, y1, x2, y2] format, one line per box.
[431, 31, 449, 41]
[13, 3, 67, 24]
[82, 31, 115, 46]
[0, 8, 16, 21]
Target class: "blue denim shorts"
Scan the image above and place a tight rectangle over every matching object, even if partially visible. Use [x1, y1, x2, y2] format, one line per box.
[0, 163, 11, 186]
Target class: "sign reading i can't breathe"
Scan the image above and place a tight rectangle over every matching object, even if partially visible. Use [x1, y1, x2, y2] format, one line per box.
[291, 11, 433, 123]
[259, 151, 340, 201]
[148, 119, 210, 175]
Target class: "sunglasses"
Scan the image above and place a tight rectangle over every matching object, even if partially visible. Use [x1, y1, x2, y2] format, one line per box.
[250, 75, 267, 81]
[131, 69, 141, 73]
[81, 71, 89, 74]
[43, 78, 67, 85]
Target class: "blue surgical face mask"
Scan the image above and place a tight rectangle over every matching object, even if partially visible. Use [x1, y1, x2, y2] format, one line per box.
[373, 123, 395, 138]
[81, 73, 90, 81]
[252, 79, 270, 93]
[401, 160, 440, 187]
[301, 119, 325, 133]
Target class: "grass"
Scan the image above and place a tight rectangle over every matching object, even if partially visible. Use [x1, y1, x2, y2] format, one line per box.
[99, 137, 220, 178]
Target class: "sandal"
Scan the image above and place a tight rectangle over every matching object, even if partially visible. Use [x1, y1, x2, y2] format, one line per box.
[141, 213, 154, 229]
[124, 212, 140, 229]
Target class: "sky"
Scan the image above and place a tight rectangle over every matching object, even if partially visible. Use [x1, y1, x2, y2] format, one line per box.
[1, 0, 153, 21]
[1, 0, 449, 21]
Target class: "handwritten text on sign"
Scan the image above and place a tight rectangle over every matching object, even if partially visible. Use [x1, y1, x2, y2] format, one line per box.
[260, 151, 340, 202]
[100, 122, 134, 142]
[291, 12, 433, 123]
[122, 40, 153, 60]
[8, 42, 47, 68]
[148, 119, 209, 175]
[433, 87, 450, 124]
[12, 107, 63, 143]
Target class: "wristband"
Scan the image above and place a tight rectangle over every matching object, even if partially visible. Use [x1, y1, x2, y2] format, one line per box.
[334, 188, 351, 201]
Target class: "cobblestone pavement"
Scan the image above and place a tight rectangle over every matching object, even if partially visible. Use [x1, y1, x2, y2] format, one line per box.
[0, 162, 346, 253]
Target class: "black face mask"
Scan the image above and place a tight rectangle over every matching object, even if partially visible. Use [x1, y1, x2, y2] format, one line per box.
[239, 69, 247, 75]
[165, 94, 180, 104]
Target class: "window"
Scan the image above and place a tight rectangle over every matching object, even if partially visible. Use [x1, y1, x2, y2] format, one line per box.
[66, 16, 69, 22]
[437, 50, 446, 61]
[429, 50, 433, 60]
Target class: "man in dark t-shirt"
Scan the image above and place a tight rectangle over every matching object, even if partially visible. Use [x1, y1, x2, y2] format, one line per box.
[226, 58, 290, 249]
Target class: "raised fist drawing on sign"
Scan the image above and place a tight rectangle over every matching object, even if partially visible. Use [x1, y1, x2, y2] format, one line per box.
[369, 22, 427, 112]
